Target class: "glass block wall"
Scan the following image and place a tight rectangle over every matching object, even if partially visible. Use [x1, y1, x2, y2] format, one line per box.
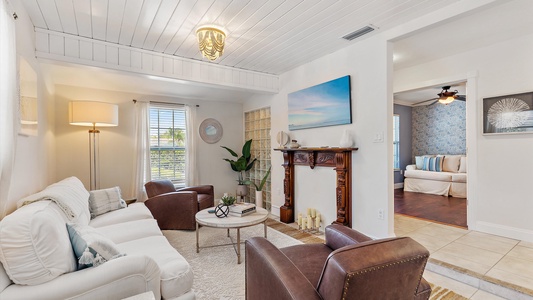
[244, 107, 271, 210]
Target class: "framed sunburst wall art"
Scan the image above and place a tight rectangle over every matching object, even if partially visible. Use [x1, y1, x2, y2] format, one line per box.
[483, 91, 533, 135]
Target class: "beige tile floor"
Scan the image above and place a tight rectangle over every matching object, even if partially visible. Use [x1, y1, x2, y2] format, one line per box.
[395, 214, 533, 299]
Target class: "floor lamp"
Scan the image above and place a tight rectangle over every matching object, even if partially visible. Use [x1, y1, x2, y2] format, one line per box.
[69, 101, 118, 190]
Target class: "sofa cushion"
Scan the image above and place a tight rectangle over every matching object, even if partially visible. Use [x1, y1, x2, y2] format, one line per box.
[422, 156, 443, 172]
[404, 169, 452, 181]
[451, 173, 467, 183]
[89, 186, 126, 219]
[89, 203, 153, 228]
[96, 219, 162, 244]
[0, 201, 77, 285]
[459, 156, 467, 173]
[66, 223, 126, 269]
[415, 156, 424, 170]
[17, 177, 91, 226]
[117, 236, 193, 299]
[442, 155, 462, 173]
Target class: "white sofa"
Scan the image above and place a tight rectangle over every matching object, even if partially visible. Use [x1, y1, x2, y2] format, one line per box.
[0, 177, 195, 299]
[404, 155, 467, 198]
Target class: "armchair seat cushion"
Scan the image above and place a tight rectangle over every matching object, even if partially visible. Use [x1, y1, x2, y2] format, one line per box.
[280, 243, 332, 286]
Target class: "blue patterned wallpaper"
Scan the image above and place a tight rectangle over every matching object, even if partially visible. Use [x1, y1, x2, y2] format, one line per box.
[412, 101, 466, 158]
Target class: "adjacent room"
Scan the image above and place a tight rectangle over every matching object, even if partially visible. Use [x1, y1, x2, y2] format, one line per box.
[1, 0, 532, 299]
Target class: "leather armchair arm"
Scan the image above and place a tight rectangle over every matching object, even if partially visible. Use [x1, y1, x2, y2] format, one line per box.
[324, 224, 372, 250]
[144, 191, 198, 230]
[177, 185, 214, 195]
[245, 237, 321, 300]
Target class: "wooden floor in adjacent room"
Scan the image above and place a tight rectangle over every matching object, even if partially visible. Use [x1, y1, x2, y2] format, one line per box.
[394, 189, 467, 228]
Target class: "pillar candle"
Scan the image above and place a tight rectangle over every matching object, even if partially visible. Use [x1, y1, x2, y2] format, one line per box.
[301, 217, 306, 228]
[315, 215, 321, 228]
[307, 216, 313, 229]
[297, 214, 302, 226]
[311, 208, 316, 217]
[307, 207, 311, 216]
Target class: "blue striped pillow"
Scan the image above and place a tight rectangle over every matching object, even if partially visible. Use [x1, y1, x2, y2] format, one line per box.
[422, 156, 443, 172]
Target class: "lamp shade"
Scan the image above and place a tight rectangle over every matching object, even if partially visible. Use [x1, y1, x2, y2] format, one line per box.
[69, 101, 119, 127]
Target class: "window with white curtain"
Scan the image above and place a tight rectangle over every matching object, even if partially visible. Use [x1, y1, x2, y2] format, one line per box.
[149, 104, 188, 187]
[393, 114, 400, 170]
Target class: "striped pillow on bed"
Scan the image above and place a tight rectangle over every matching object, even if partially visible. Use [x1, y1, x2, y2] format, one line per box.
[422, 156, 443, 172]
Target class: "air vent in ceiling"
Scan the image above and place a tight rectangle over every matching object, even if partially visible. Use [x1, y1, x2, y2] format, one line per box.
[341, 25, 376, 41]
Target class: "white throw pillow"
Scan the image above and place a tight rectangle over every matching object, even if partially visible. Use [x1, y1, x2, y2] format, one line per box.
[89, 186, 126, 218]
[459, 156, 467, 173]
[0, 201, 77, 285]
[442, 155, 462, 173]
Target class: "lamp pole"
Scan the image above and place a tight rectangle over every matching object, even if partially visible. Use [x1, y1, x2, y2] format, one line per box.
[89, 123, 100, 190]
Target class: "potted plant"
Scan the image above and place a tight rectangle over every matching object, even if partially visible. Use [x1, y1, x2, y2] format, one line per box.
[245, 166, 271, 208]
[221, 139, 257, 199]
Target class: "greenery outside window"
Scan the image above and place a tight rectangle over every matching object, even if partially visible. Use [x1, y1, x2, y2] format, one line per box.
[393, 114, 400, 170]
[149, 105, 187, 187]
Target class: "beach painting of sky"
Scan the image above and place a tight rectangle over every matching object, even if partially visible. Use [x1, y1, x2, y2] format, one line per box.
[288, 75, 351, 131]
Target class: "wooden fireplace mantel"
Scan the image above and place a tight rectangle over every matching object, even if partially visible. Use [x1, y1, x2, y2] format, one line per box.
[274, 147, 358, 227]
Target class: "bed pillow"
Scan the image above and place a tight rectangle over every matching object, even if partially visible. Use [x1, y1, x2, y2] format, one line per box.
[88, 186, 126, 218]
[66, 223, 125, 269]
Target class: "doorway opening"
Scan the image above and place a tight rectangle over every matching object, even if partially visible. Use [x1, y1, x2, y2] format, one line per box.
[393, 81, 467, 229]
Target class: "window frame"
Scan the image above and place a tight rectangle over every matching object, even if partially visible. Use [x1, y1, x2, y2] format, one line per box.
[149, 104, 187, 188]
[393, 114, 400, 171]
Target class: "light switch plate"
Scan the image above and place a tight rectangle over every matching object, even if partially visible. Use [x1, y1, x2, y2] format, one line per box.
[373, 132, 384, 143]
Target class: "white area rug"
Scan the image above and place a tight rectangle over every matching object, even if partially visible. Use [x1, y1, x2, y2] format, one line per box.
[162, 224, 302, 300]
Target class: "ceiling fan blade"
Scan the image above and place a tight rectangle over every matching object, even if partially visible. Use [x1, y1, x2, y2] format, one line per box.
[456, 95, 466, 101]
[413, 98, 437, 105]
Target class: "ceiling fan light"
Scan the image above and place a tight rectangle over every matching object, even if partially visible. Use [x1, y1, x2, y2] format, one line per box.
[439, 96, 455, 105]
[196, 25, 226, 61]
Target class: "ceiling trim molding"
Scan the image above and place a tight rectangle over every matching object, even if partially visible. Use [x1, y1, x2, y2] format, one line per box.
[34, 28, 279, 94]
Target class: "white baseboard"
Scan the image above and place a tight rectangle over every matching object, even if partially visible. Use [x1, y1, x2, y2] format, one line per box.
[394, 183, 404, 189]
[270, 204, 281, 217]
[475, 221, 533, 243]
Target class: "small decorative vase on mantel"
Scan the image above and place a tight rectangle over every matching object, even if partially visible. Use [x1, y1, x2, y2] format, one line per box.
[339, 129, 353, 148]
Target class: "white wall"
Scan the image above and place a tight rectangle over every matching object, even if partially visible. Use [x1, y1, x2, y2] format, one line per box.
[245, 38, 394, 238]
[2, 0, 56, 217]
[394, 33, 533, 242]
[53, 85, 243, 199]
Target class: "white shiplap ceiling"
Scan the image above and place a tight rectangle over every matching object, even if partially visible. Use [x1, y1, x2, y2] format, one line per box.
[21, 0, 460, 75]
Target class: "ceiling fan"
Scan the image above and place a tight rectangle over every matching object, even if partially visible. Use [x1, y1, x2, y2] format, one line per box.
[414, 86, 466, 106]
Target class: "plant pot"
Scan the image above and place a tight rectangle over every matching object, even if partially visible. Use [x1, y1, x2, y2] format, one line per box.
[236, 185, 248, 198]
[255, 190, 263, 208]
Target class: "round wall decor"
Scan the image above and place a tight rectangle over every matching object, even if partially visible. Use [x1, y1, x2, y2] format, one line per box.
[199, 118, 223, 144]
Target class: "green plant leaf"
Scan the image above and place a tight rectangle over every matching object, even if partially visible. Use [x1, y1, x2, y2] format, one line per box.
[245, 158, 257, 171]
[221, 146, 238, 157]
[242, 139, 252, 159]
[258, 166, 271, 191]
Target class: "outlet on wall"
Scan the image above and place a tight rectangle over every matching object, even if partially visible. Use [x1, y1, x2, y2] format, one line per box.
[378, 209, 384, 220]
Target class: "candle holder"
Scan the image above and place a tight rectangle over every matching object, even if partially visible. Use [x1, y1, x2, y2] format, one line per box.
[297, 212, 322, 235]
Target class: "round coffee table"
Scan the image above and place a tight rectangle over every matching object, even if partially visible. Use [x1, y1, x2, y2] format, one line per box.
[195, 206, 269, 264]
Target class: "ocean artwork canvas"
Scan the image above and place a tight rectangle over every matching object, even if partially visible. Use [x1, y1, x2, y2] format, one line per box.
[288, 75, 352, 131]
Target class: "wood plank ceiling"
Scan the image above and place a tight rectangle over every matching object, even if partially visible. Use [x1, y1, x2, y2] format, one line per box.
[21, 0, 458, 75]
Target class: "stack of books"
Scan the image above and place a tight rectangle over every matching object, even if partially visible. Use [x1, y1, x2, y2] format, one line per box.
[229, 202, 256, 217]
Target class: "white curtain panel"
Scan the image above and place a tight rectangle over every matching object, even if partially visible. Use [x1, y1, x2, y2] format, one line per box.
[0, 0, 17, 217]
[132, 101, 150, 202]
[185, 105, 198, 186]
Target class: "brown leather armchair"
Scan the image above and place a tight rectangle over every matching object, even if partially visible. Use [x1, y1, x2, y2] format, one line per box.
[245, 224, 431, 300]
[144, 179, 214, 230]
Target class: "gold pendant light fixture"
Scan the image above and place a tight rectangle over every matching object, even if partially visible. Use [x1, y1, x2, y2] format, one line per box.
[196, 25, 226, 61]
